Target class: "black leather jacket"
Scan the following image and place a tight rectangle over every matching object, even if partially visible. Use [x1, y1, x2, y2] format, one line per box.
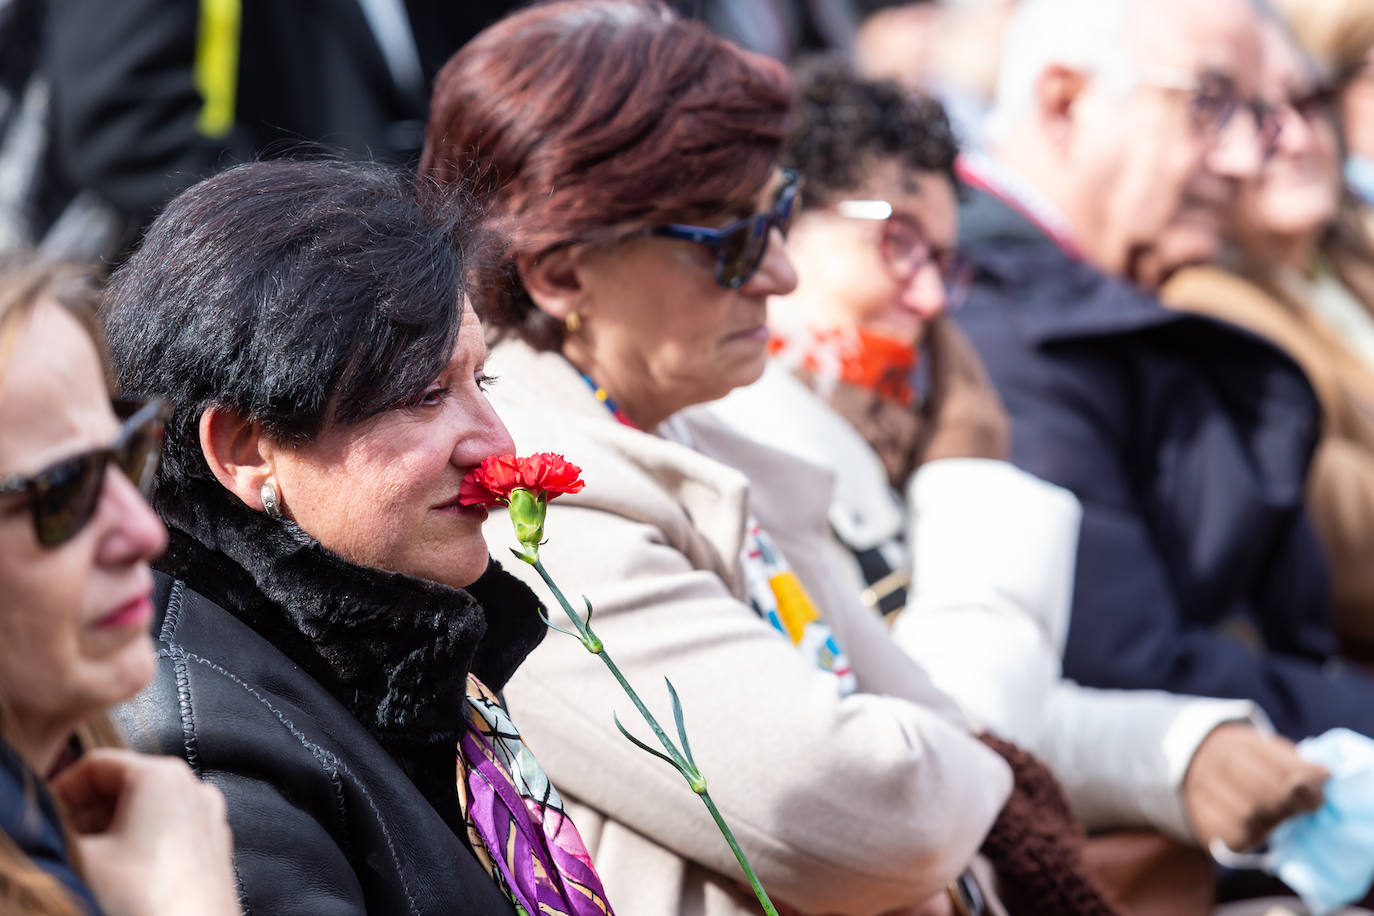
[115, 481, 548, 916]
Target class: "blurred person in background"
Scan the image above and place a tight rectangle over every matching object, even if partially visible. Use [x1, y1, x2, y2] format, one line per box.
[1270, 0, 1374, 212]
[708, 59, 1326, 910]
[855, 0, 1018, 145]
[7, 0, 521, 259]
[954, 0, 1374, 747]
[103, 160, 609, 916]
[422, 2, 1129, 914]
[675, 0, 863, 62]
[0, 256, 239, 915]
[851, 1, 942, 93]
[1267, 0, 1374, 359]
[1165, 19, 1374, 661]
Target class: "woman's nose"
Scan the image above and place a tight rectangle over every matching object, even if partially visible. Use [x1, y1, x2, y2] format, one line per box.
[742, 227, 798, 297]
[487, 420, 517, 461]
[464, 399, 517, 465]
[902, 262, 949, 319]
[96, 468, 168, 567]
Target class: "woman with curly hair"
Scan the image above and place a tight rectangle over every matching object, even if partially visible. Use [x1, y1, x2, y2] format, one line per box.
[712, 57, 1333, 912]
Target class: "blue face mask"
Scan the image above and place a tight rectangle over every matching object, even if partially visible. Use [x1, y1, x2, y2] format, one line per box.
[1346, 156, 1374, 208]
[1215, 729, 1374, 915]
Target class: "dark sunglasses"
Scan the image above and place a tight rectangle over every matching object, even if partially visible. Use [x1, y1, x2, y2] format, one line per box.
[0, 398, 168, 547]
[647, 169, 803, 290]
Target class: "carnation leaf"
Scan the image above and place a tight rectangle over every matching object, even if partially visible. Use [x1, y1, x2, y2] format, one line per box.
[613, 712, 678, 769]
[535, 605, 583, 642]
[665, 677, 698, 771]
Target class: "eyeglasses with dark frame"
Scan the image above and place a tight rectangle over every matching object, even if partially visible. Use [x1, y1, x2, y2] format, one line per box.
[0, 398, 168, 548]
[1135, 66, 1282, 156]
[646, 169, 803, 290]
[832, 199, 975, 309]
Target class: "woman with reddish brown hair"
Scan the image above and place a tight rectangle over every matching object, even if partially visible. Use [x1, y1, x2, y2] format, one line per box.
[421, 3, 1119, 915]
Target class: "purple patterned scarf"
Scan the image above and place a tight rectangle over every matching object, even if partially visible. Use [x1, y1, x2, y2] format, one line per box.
[456, 675, 614, 915]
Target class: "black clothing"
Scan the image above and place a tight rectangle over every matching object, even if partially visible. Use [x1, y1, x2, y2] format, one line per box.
[0, 739, 102, 915]
[672, 0, 859, 61]
[116, 476, 546, 915]
[40, 0, 521, 238]
[955, 186, 1374, 741]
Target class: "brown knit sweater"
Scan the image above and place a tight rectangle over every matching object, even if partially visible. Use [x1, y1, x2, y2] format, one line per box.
[978, 734, 1122, 915]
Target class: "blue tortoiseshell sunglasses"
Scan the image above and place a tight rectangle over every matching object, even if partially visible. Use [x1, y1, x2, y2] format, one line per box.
[646, 169, 802, 289]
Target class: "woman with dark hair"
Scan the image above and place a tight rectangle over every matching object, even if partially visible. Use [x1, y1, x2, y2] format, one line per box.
[102, 160, 612, 916]
[0, 256, 239, 915]
[421, 3, 1118, 914]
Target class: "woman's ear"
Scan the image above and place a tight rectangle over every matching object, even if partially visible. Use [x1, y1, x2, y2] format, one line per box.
[199, 407, 275, 512]
[516, 246, 586, 323]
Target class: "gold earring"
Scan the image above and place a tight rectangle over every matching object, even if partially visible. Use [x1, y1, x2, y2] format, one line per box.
[565, 311, 582, 334]
[260, 478, 282, 519]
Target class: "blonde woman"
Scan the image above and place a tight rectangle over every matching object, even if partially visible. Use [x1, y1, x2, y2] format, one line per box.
[1270, 0, 1374, 209]
[0, 257, 238, 915]
[1165, 18, 1374, 654]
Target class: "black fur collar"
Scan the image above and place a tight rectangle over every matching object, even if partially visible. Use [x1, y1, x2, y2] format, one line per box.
[155, 477, 547, 751]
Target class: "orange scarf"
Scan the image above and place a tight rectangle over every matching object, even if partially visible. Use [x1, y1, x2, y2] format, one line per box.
[769, 326, 920, 406]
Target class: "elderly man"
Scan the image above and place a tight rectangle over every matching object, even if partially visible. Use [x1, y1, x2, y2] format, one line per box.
[955, 0, 1374, 747]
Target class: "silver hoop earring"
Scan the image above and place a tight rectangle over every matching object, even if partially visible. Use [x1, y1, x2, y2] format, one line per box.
[260, 479, 282, 519]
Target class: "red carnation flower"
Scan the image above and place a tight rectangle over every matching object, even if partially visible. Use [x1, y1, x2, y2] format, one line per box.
[459, 452, 585, 509]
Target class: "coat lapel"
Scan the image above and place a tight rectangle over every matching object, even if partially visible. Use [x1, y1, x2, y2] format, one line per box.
[485, 339, 753, 596]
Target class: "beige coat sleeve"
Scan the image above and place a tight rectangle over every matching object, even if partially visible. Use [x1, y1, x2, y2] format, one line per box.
[493, 500, 1012, 915]
[1309, 436, 1374, 646]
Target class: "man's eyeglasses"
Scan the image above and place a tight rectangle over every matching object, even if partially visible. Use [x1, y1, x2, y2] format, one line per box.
[1281, 85, 1338, 128]
[1136, 67, 1281, 155]
[0, 399, 168, 547]
[833, 200, 974, 308]
[647, 169, 803, 290]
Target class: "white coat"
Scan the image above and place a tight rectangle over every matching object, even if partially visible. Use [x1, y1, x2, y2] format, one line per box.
[708, 360, 1268, 842]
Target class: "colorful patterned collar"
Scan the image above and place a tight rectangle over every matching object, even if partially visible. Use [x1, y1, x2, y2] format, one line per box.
[579, 372, 639, 429]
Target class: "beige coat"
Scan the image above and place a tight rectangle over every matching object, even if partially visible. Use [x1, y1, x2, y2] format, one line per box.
[484, 339, 1012, 916]
[1165, 264, 1374, 648]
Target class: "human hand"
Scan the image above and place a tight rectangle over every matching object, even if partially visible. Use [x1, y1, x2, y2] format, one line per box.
[49, 749, 240, 916]
[1183, 724, 1329, 853]
[915, 316, 1010, 463]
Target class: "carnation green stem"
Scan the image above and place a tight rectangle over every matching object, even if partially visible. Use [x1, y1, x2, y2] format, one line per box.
[529, 556, 779, 916]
